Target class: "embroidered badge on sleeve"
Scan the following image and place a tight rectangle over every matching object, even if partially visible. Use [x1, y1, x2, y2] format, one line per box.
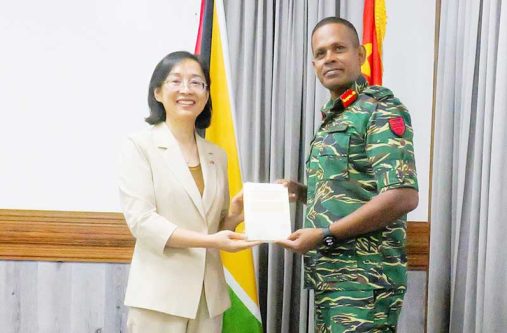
[388, 116, 406, 137]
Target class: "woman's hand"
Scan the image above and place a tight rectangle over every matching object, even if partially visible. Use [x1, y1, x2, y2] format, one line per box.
[229, 190, 244, 221]
[209, 230, 261, 252]
[220, 190, 245, 231]
[166, 228, 260, 250]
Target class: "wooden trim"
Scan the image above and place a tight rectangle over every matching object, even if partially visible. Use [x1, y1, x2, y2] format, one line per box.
[0, 209, 429, 270]
[406, 221, 429, 271]
[0, 209, 133, 263]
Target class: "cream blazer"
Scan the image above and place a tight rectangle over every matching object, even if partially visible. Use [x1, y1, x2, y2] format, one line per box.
[118, 122, 231, 319]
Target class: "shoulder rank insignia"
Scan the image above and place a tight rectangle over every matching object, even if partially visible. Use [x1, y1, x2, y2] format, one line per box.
[340, 89, 358, 108]
[329, 89, 359, 115]
[388, 116, 406, 137]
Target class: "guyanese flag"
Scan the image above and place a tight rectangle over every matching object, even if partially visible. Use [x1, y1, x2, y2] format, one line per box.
[361, 0, 387, 85]
[194, 0, 263, 332]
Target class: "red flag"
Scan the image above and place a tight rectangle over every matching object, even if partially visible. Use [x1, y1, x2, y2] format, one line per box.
[361, 0, 387, 85]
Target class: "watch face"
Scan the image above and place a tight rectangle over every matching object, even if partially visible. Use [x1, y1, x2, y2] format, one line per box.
[323, 235, 336, 247]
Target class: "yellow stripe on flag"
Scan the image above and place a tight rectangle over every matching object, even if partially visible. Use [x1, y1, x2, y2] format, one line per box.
[374, 0, 387, 57]
[205, 0, 259, 306]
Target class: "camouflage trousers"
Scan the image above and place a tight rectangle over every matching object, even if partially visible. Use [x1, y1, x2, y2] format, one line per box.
[314, 288, 405, 333]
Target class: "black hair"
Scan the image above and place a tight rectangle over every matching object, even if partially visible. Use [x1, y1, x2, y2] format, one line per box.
[311, 17, 360, 48]
[145, 51, 212, 129]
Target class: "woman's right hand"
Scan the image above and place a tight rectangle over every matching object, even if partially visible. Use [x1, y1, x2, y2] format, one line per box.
[209, 230, 261, 252]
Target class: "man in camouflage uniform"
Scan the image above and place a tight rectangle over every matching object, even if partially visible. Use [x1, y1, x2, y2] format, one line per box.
[278, 17, 419, 332]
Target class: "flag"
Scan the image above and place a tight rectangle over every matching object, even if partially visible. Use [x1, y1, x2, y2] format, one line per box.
[361, 0, 387, 85]
[194, 0, 263, 332]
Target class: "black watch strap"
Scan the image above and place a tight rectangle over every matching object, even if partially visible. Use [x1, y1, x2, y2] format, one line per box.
[321, 226, 336, 248]
[321, 226, 332, 238]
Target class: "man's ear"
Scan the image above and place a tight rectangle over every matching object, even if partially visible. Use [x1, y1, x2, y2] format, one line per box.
[359, 45, 367, 65]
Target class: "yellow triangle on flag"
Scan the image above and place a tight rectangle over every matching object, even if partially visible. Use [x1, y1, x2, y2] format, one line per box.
[205, 0, 262, 331]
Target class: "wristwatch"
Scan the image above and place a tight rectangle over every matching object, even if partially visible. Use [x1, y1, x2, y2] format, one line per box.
[320, 226, 337, 248]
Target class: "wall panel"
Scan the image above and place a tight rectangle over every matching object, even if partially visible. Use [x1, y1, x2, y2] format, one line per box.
[0, 209, 429, 270]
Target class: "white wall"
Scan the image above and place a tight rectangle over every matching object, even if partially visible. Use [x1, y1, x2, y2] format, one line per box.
[383, 0, 435, 222]
[1, 0, 436, 222]
[0, 0, 200, 212]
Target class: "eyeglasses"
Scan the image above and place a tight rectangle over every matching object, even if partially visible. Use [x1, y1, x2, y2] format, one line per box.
[163, 79, 208, 93]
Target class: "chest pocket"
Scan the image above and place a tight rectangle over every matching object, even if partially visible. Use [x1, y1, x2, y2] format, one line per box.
[317, 124, 350, 181]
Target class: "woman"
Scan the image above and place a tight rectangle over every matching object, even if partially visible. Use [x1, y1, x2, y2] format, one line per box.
[118, 51, 258, 333]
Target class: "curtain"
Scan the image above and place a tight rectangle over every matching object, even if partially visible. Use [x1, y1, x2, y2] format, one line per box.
[427, 0, 507, 332]
[223, 1, 338, 332]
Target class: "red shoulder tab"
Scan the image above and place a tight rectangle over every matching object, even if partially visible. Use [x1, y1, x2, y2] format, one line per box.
[388, 116, 406, 137]
[340, 89, 358, 108]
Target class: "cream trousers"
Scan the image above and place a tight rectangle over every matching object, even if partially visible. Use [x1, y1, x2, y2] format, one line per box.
[127, 290, 223, 333]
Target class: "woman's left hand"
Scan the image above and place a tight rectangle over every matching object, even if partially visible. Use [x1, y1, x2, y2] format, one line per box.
[220, 190, 244, 231]
[228, 190, 244, 223]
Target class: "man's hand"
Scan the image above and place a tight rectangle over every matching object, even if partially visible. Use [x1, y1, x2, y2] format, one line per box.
[276, 228, 323, 254]
[276, 179, 307, 203]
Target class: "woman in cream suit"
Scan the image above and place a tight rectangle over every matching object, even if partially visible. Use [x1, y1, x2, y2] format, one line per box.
[119, 51, 258, 333]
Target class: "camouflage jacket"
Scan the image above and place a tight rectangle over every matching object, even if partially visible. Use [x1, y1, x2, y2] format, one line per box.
[304, 76, 418, 291]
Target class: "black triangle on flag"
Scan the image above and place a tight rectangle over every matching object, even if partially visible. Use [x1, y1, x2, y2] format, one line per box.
[194, 0, 214, 67]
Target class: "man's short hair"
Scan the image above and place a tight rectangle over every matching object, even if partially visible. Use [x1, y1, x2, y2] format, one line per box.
[311, 17, 360, 47]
